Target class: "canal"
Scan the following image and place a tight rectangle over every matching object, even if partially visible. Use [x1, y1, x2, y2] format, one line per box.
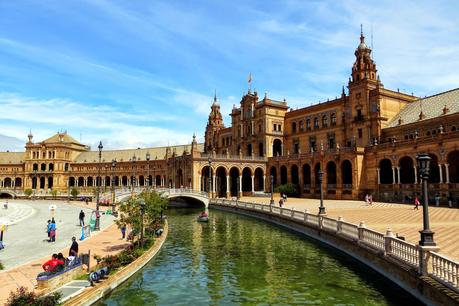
[99, 207, 421, 305]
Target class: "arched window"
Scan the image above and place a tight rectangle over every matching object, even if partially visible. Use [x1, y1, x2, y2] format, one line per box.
[322, 115, 328, 127]
[331, 113, 337, 126]
[314, 117, 319, 129]
[292, 122, 297, 134]
[306, 119, 311, 130]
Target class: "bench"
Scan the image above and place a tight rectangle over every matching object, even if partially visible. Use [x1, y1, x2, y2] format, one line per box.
[36, 258, 84, 290]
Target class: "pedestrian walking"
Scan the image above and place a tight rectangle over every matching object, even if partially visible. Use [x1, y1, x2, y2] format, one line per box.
[414, 196, 420, 210]
[369, 194, 373, 205]
[79, 210, 85, 227]
[120, 224, 126, 239]
[448, 195, 453, 208]
[364, 194, 369, 205]
[435, 194, 440, 207]
[282, 194, 287, 202]
[279, 198, 284, 208]
[46, 220, 51, 241]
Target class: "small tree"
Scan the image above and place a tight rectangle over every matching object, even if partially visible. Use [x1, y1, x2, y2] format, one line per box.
[115, 190, 168, 241]
[275, 183, 299, 197]
[71, 187, 79, 199]
[7, 286, 61, 306]
[24, 189, 33, 197]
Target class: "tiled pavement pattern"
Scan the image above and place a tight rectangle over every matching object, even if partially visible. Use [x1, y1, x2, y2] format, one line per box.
[242, 196, 459, 260]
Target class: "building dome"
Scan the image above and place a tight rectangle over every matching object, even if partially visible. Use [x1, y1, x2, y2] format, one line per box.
[358, 41, 368, 51]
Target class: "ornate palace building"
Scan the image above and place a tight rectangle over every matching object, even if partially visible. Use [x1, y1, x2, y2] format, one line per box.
[1, 31, 459, 203]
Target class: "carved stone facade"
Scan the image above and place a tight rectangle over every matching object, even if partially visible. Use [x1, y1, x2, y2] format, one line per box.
[1, 31, 459, 203]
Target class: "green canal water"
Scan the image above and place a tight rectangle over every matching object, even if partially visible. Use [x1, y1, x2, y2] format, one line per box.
[99, 208, 421, 305]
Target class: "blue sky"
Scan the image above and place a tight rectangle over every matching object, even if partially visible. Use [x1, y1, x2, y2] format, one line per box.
[0, 0, 458, 151]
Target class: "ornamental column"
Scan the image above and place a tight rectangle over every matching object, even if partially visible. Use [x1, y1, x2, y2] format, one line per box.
[226, 175, 230, 198]
[397, 167, 401, 184]
[262, 175, 266, 192]
[392, 167, 396, 184]
[239, 176, 242, 193]
[376, 168, 380, 184]
[198, 175, 201, 191]
[414, 166, 418, 184]
[439, 164, 443, 183]
[251, 175, 255, 193]
[212, 175, 216, 193]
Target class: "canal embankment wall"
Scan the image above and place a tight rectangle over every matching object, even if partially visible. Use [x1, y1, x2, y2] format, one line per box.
[63, 221, 168, 306]
[210, 199, 459, 306]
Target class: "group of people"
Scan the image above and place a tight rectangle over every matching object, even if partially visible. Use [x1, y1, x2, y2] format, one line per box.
[46, 218, 57, 242]
[40, 237, 79, 276]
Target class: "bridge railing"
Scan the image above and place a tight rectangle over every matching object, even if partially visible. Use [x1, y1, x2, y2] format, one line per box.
[210, 198, 459, 294]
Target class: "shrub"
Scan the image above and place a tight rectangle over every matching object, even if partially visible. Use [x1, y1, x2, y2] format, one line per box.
[0, 261, 4, 270]
[50, 189, 58, 198]
[24, 189, 33, 197]
[275, 183, 299, 197]
[6, 286, 61, 306]
[70, 187, 79, 199]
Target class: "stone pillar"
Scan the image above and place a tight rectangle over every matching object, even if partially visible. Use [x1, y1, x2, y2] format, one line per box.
[376, 168, 380, 184]
[392, 167, 396, 184]
[439, 164, 443, 183]
[414, 166, 418, 184]
[198, 175, 201, 191]
[226, 175, 230, 198]
[212, 175, 216, 193]
[445, 163, 450, 183]
[397, 167, 400, 184]
[262, 175, 266, 192]
[251, 175, 255, 193]
[239, 176, 242, 193]
[84, 178, 87, 187]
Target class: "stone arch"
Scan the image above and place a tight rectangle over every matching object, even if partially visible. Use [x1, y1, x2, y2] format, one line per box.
[280, 165, 287, 185]
[139, 175, 145, 186]
[379, 159, 393, 184]
[114, 176, 120, 186]
[447, 151, 459, 183]
[3, 178, 12, 188]
[201, 165, 212, 192]
[254, 168, 264, 191]
[33, 163, 38, 171]
[291, 164, 299, 185]
[40, 163, 46, 171]
[341, 160, 353, 185]
[302, 163, 311, 186]
[258, 142, 264, 157]
[242, 167, 252, 193]
[47, 177, 53, 189]
[399, 156, 415, 184]
[32, 177, 38, 189]
[273, 139, 282, 157]
[105, 176, 111, 187]
[155, 175, 161, 186]
[122, 176, 128, 186]
[229, 167, 240, 197]
[314, 163, 321, 186]
[428, 153, 440, 183]
[326, 161, 337, 184]
[78, 177, 84, 187]
[216, 166, 227, 197]
[69, 177, 75, 187]
[87, 177, 93, 187]
[39, 177, 45, 189]
[49, 163, 54, 171]
[269, 166, 277, 187]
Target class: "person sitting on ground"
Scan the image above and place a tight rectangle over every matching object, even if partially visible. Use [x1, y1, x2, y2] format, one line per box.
[42, 254, 64, 273]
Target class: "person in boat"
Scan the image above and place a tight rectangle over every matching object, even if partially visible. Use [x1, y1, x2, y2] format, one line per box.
[200, 211, 208, 218]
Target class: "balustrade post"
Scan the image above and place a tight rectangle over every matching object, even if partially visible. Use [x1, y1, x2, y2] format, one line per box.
[318, 214, 323, 230]
[337, 216, 343, 234]
[384, 228, 394, 255]
[291, 208, 295, 218]
[418, 245, 440, 276]
[304, 209, 308, 223]
[358, 221, 366, 241]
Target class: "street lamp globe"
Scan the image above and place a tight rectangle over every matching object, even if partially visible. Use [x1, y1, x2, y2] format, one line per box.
[146, 152, 151, 161]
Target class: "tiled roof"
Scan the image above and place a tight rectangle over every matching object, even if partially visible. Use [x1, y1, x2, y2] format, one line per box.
[387, 88, 459, 128]
[73, 143, 204, 163]
[42, 133, 82, 145]
[0, 152, 25, 164]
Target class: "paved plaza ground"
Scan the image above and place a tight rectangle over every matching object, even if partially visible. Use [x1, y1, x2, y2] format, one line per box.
[242, 196, 459, 260]
[0, 199, 128, 305]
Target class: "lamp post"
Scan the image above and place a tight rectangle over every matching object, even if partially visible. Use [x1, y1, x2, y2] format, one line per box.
[270, 175, 274, 205]
[95, 141, 103, 231]
[416, 153, 436, 246]
[318, 170, 326, 215]
[139, 199, 145, 247]
[111, 159, 117, 213]
[208, 157, 212, 198]
[131, 155, 137, 196]
[146, 152, 151, 191]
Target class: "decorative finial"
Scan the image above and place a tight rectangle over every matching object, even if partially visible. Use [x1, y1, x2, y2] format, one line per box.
[214, 89, 217, 102]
